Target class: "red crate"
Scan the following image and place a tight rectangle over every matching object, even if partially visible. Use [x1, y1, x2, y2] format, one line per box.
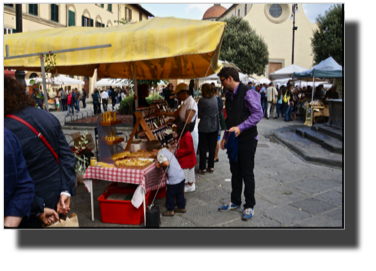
[98, 188, 150, 225]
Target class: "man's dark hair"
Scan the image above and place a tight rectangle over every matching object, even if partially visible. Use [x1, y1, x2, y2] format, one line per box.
[173, 117, 189, 137]
[217, 67, 240, 82]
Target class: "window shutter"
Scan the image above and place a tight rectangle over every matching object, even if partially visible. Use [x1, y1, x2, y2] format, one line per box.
[102, 23, 105, 28]
[69, 10, 75, 26]
[90, 18, 94, 27]
[55, 5, 59, 22]
[13, 29, 17, 34]
[101, 4, 104, 8]
[108, 4, 112, 12]
[51, 5, 54, 21]
[82, 15, 85, 26]
[130, 9, 132, 20]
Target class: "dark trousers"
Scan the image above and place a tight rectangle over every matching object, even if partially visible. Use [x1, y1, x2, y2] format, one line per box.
[166, 180, 186, 211]
[82, 97, 86, 108]
[284, 103, 292, 121]
[281, 101, 286, 117]
[261, 99, 267, 116]
[61, 99, 67, 111]
[199, 131, 218, 170]
[102, 99, 108, 112]
[229, 138, 257, 209]
[112, 99, 116, 110]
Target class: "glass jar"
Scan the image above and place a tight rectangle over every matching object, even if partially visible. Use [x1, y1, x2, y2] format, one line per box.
[90, 157, 97, 167]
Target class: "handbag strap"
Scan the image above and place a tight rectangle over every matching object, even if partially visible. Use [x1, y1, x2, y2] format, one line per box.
[5, 114, 60, 164]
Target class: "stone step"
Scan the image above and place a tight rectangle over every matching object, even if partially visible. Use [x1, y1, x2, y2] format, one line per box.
[296, 127, 342, 154]
[273, 130, 342, 168]
[311, 123, 342, 141]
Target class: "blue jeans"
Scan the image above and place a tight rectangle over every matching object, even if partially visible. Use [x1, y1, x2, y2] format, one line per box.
[276, 103, 282, 117]
[166, 180, 186, 211]
[67, 104, 74, 115]
[284, 103, 292, 121]
[261, 99, 268, 116]
[76, 100, 80, 112]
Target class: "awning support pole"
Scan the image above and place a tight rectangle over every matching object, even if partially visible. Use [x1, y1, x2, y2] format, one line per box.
[310, 77, 315, 127]
[133, 62, 138, 109]
[40, 56, 49, 112]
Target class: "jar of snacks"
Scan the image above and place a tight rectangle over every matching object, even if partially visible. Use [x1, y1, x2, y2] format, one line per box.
[90, 157, 97, 167]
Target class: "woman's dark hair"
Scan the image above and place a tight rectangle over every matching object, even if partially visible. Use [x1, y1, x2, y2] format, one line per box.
[217, 67, 240, 82]
[146, 140, 162, 152]
[201, 83, 215, 98]
[4, 76, 36, 115]
[173, 117, 189, 137]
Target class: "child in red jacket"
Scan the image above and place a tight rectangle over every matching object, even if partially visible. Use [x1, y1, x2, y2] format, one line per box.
[173, 118, 197, 193]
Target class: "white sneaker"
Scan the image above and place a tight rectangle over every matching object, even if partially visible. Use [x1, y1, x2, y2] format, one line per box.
[184, 183, 196, 193]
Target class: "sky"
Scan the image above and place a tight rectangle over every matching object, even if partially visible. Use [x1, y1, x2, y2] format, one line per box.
[141, 3, 335, 23]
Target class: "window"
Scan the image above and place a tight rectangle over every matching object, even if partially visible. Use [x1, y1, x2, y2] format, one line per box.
[139, 11, 142, 21]
[68, 10, 75, 26]
[5, 4, 14, 8]
[269, 4, 282, 18]
[238, 9, 240, 17]
[107, 4, 112, 12]
[126, 7, 132, 21]
[82, 16, 93, 27]
[245, 4, 247, 16]
[29, 4, 38, 16]
[101, 4, 104, 8]
[51, 4, 59, 23]
[4, 28, 13, 35]
[96, 21, 105, 28]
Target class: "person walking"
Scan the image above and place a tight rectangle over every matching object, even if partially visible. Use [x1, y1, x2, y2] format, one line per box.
[66, 90, 74, 115]
[75, 89, 81, 113]
[4, 77, 76, 227]
[284, 84, 293, 122]
[92, 89, 101, 114]
[101, 89, 109, 112]
[60, 88, 67, 111]
[82, 88, 87, 108]
[276, 88, 283, 118]
[111, 87, 118, 111]
[260, 84, 267, 117]
[266, 82, 278, 119]
[217, 67, 263, 221]
[197, 84, 219, 174]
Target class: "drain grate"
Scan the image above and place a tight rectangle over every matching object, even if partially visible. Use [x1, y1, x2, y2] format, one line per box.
[258, 144, 270, 148]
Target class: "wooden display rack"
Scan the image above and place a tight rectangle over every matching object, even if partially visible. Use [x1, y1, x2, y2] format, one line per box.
[125, 111, 156, 151]
[101, 120, 122, 126]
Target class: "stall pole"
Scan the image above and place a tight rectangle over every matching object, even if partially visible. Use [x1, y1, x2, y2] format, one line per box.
[143, 189, 147, 226]
[90, 181, 94, 221]
[310, 77, 315, 127]
[133, 62, 138, 109]
[40, 57, 50, 111]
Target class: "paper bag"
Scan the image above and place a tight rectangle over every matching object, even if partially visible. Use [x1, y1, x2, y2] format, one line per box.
[46, 213, 79, 228]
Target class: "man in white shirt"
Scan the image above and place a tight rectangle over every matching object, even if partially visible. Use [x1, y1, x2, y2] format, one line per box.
[266, 82, 278, 119]
[101, 90, 109, 112]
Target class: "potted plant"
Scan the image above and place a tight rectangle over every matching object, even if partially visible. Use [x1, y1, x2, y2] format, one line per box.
[73, 131, 90, 187]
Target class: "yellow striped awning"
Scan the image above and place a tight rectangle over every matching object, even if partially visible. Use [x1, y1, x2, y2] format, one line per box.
[4, 17, 226, 79]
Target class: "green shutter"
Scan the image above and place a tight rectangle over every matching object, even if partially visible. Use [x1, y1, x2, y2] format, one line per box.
[12, 29, 17, 34]
[29, 4, 38, 16]
[90, 18, 93, 27]
[68, 10, 75, 26]
[102, 23, 105, 28]
[51, 4, 59, 22]
[82, 15, 85, 27]
[101, 4, 104, 8]
[108, 4, 112, 12]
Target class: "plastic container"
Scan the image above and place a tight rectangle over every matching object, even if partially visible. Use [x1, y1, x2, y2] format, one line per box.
[98, 188, 151, 225]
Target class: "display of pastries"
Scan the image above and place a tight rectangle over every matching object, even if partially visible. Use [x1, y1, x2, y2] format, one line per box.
[115, 158, 151, 167]
[112, 151, 131, 160]
[106, 131, 123, 142]
[96, 162, 115, 168]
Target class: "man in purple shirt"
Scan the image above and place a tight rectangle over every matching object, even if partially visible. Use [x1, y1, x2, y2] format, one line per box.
[217, 67, 263, 221]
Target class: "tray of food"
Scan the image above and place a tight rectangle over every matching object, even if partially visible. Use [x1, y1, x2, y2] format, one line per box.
[112, 151, 131, 160]
[114, 158, 154, 169]
[127, 150, 154, 158]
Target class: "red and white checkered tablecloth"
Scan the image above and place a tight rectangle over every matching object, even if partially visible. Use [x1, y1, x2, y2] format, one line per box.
[82, 163, 166, 193]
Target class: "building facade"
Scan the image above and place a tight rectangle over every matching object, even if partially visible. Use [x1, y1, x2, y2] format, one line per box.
[4, 4, 153, 96]
[212, 3, 318, 80]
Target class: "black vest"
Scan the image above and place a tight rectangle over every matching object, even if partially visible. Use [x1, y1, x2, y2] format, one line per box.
[225, 83, 258, 142]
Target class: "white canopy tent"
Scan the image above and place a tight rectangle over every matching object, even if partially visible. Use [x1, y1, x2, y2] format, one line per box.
[257, 77, 271, 84]
[197, 72, 248, 83]
[94, 78, 132, 88]
[269, 64, 307, 80]
[26, 75, 84, 86]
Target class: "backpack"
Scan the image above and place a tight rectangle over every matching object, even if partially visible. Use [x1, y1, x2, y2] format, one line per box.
[283, 91, 289, 103]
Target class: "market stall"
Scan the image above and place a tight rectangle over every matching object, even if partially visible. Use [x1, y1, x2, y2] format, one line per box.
[293, 57, 343, 127]
[5, 17, 226, 226]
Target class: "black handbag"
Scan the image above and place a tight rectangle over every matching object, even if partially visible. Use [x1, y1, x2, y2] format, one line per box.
[188, 117, 196, 132]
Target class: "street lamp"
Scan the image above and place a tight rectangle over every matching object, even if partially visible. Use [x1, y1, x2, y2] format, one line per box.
[290, 4, 299, 64]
